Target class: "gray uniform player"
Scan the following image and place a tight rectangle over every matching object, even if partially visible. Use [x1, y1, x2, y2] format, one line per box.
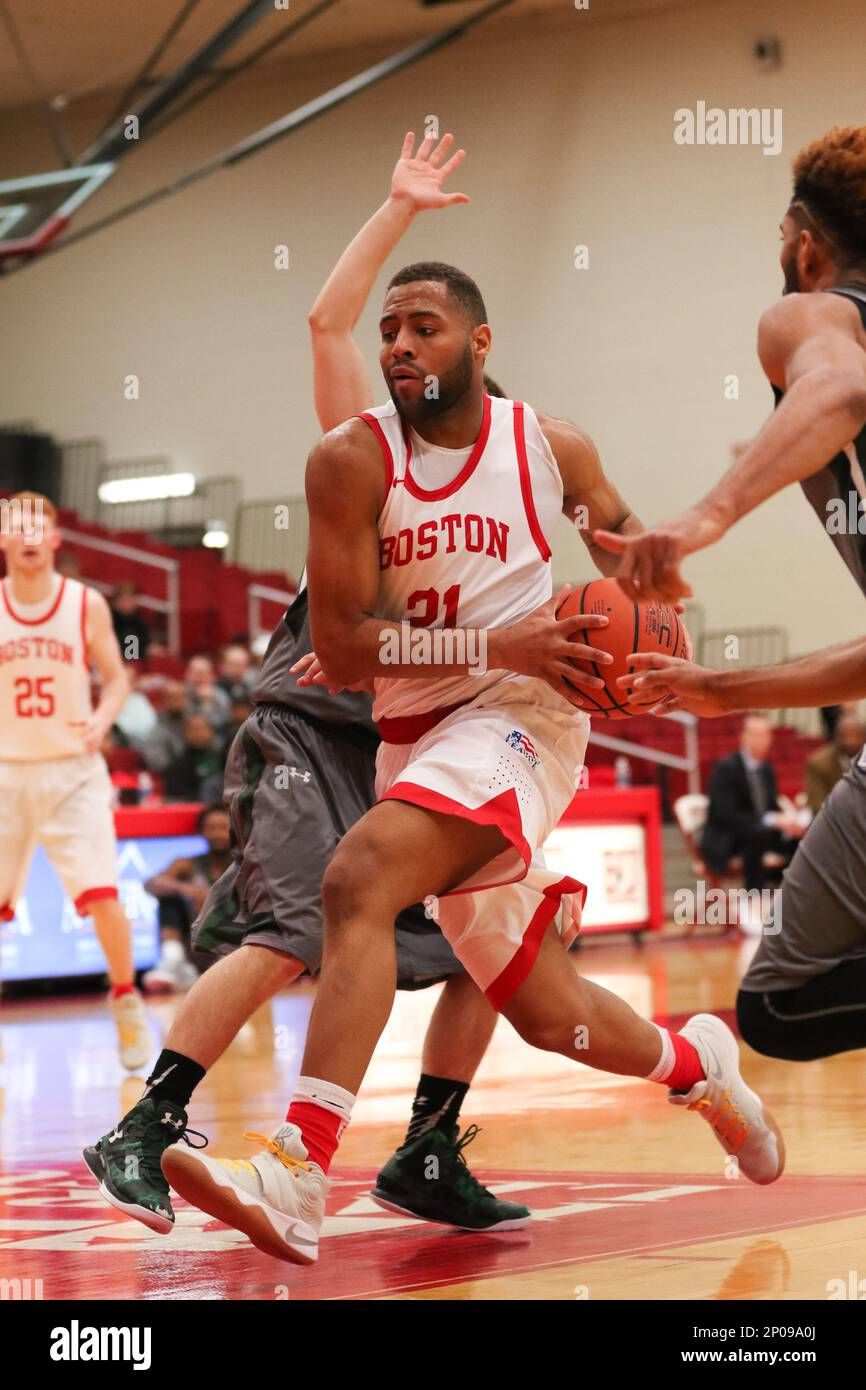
[194, 584, 462, 988]
[603, 125, 866, 1066]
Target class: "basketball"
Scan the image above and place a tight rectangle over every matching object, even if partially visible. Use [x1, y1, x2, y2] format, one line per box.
[558, 577, 689, 718]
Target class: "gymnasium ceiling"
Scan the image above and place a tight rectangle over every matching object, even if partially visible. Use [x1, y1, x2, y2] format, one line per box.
[0, 0, 688, 112]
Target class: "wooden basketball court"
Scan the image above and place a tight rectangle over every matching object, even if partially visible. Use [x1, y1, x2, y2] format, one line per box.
[2, 931, 861, 1302]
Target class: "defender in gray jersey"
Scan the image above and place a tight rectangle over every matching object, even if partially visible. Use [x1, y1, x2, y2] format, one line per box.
[603, 125, 866, 1067]
[193, 583, 465, 989]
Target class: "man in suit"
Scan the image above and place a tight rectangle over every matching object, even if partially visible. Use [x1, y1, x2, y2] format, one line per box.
[701, 714, 806, 891]
[806, 711, 866, 814]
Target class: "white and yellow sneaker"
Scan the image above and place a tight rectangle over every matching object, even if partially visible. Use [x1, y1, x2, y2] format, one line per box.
[668, 1013, 785, 1185]
[162, 1123, 328, 1264]
[109, 990, 153, 1072]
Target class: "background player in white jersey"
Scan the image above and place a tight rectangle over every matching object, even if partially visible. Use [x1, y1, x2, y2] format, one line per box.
[157, 258, 785, 1265]
[0, 491, 151, 1069]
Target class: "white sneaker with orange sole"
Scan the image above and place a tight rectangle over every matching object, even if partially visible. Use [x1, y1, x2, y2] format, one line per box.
[668, 1013, 785, 1185]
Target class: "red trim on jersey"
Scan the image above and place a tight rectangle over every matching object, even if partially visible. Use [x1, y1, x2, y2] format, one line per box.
[513, 402, 552, 562]
[357, 413, 395, 493]
[74, 886, 118, 915]
[1, 575, 67, 625]
[400, 392, 492, 502]
[486, 874, 585, 1011]
[380, 782, 532, 887]
[0, 903, 15, 923]
[377, 699, 471, 745]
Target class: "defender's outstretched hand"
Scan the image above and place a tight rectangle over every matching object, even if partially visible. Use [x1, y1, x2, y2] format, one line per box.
[390, 131, 469, 212]
[617, 651, 728, 718]
[594, 508, 727, 602]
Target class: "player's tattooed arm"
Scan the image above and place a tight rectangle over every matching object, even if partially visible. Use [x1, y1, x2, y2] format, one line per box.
[304, 421, 611, 703]
[70, 587, 131, 754]
[309, 131, 468, 433]
[537, 414, 642, 576]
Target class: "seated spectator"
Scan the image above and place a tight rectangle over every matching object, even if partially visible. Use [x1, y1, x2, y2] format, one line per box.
[142, 804, 232, 993]
[806, 711, 866, 814]
[185, 654, 231, 730]
[700, 713, 806, 894]
[111, 582, 152, 662]
[163, 712, 226, 803]
[138, 679, 189, 774]
[115, 667, 158, 746]
[216, 642, 255, 702]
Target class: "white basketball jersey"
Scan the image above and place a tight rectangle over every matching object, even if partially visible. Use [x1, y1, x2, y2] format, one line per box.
[359, 393, 563, 721]
[0, 576, 94, 760]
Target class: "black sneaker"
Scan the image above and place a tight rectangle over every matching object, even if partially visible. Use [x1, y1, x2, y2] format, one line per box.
[371, 1124, 530, 1231]
[83, 1095, 207, 1234]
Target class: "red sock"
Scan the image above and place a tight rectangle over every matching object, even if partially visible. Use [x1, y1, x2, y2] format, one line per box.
[111, 982, 135, 1000]
[286, 1099, 346, 1173]
[667, 1032, 705, 1091]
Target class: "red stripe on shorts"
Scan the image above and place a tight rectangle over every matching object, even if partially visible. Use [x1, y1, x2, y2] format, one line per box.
[74, 886, 118, 915]
[485, 875, 585, 1011]
[380, 782, 531, 884]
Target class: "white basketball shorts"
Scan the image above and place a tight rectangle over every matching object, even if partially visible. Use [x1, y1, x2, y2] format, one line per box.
[376, 676, 590, 1009]
[0, 753, 118, 920]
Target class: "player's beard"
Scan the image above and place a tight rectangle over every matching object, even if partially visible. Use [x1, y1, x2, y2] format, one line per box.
[782, 255, 800, 295]
[387, 342, 475, 425]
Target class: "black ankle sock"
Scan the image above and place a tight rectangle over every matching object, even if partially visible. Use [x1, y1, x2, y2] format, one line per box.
[143, 1049, 206, 1111]
[404, 1073, 470, 1146]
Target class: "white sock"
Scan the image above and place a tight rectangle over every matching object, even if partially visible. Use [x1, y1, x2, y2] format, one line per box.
[294, 1074, 356, 1122]
[644, 1022, 675, 1083]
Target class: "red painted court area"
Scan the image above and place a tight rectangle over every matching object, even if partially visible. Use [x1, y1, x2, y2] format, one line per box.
[2, 1163, 864, 1301]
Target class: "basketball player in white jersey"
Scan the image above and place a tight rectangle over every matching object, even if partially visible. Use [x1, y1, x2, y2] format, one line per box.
[0, 492, 152, 1069]
[158, 260, 785, 1264]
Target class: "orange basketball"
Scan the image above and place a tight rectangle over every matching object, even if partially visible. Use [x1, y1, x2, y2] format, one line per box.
[557, 577, 689, 719]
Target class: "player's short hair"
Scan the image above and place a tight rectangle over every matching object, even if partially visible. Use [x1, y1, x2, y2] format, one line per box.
[7, 490, 57, 524]
[792, 126, 866, 266]
[387, 261, 488, 327]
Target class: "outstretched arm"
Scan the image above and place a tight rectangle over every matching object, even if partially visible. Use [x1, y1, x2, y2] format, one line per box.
[595, 291, 866, 599]
[619, 634, 866, 717]
[308, 131, 469, 432]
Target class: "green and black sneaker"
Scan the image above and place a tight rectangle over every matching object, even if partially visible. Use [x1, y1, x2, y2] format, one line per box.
[83, 1095, 207, 1234]
[371, 1123, 531, 1231]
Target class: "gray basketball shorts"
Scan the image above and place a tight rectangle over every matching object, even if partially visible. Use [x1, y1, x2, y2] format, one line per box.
[192, 703, 463, 989]
[740, 757, 866, 993]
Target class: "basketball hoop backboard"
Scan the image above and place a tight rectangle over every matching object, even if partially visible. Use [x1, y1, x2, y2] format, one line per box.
[0, 164, 115, 263]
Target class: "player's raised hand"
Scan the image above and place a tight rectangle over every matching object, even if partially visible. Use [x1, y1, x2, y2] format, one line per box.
[494, 585, 612, 709]
[616, 651, 728, 718]
[390, 131, 469, 212]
